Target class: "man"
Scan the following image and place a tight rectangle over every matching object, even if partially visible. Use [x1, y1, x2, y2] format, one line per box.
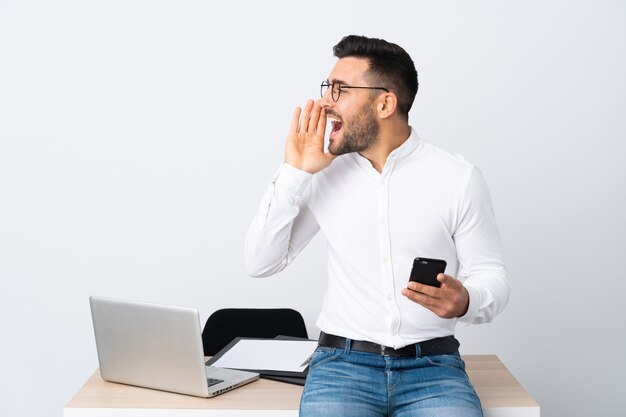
[244, 35, 510, 417]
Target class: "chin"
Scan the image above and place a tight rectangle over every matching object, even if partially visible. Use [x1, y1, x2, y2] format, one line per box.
[328, 141, 341, 156]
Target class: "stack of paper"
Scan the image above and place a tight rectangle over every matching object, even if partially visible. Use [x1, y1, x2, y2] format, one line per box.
[206, 337, 318, 385]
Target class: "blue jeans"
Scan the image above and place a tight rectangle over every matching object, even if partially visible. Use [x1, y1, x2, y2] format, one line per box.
[299, 340, 483, 417]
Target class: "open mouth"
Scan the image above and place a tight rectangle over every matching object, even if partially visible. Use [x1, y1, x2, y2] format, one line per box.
[328, 115, 343, 138]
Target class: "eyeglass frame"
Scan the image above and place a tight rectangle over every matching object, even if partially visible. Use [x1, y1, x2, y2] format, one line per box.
[320, 80, 389, 102]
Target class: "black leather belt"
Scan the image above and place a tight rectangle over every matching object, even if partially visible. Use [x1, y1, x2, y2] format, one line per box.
[318, 332, 460, 357]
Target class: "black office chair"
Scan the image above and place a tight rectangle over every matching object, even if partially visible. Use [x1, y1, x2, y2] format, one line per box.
[201, 308, 309, 356]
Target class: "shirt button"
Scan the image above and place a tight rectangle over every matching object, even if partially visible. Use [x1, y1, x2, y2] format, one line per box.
[387, 294, 393, 301]
[383, 255, 389, 263]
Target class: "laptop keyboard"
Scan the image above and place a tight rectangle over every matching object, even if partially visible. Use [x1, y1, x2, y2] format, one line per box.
[207, 377, 224, 387]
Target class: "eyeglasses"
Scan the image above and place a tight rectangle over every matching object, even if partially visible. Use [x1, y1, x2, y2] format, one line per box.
[320, 80, 389, 102]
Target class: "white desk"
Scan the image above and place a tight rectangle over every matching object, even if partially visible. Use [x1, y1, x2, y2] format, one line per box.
[64, 355, 539, 417]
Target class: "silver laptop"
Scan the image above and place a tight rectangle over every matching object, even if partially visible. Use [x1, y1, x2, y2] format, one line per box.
[89, 296, 259, 397]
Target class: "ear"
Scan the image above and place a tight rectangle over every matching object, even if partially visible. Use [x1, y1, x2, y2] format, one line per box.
[376, 92, 397, 119]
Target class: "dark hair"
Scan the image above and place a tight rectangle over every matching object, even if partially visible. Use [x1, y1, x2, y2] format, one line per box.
[333, 35, 418, 119]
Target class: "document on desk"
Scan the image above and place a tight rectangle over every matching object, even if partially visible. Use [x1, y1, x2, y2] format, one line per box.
[208, 338, 318, 375]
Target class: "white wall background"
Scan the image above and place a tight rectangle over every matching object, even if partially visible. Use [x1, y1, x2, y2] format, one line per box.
[1, 1, 625, 416]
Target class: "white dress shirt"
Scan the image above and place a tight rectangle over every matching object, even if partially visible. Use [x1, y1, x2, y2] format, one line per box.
[244, 128, 510, 348]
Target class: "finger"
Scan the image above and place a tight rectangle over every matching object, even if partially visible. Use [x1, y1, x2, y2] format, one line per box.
[316, 107, 327, 137]
[437, 273, 449, 285]
[300, 99, 314, 134]
[291, 107, 302, 134]
[401, 287, 419, 303]
[437, 273, 459, 290]
[401, 287, 434, 309]
[407, 281, 439, 297]
[307, 102, 322, 133]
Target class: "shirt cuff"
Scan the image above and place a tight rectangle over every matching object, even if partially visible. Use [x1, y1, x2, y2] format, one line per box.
[274, 162, 313, 197]
[458, 284, 481, 324]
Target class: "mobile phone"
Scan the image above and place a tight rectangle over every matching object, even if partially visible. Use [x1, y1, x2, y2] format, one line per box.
[409, 257, 447, 288]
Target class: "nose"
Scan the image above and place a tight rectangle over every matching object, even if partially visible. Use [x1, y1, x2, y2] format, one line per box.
[318, 99, 331, 111]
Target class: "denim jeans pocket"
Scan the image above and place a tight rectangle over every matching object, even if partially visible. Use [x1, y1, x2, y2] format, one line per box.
[309, 346, 342, 370]
[423, 352, 465, 371]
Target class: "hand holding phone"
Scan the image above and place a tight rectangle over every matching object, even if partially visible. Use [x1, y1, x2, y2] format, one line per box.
[408, 257, 447, 288]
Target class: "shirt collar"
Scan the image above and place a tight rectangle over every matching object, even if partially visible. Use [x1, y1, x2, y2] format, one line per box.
[352, 126, 421, 172]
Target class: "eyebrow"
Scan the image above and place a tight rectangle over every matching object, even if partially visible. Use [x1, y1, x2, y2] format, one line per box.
[328, 78, 350, 86]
